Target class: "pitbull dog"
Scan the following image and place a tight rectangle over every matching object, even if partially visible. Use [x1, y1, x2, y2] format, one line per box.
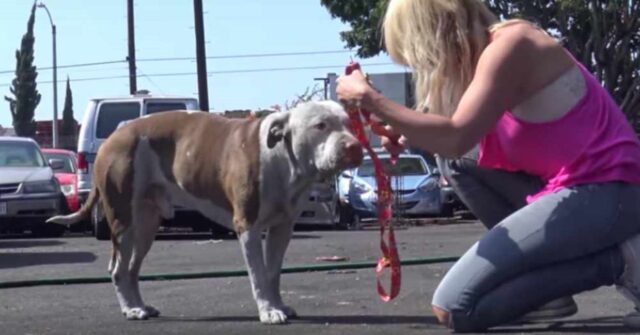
[48, 101, 363, 324]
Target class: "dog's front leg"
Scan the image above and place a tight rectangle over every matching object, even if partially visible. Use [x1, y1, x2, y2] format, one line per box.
[239, 225, 289, 324]
[265, 220, 296, 318]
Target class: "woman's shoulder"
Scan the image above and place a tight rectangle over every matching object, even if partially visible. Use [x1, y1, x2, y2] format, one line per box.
[482, 20, 572, 73]
[489, 21, 549, 52]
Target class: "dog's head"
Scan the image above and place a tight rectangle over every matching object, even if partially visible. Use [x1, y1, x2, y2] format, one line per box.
[265, 100, 363, 177]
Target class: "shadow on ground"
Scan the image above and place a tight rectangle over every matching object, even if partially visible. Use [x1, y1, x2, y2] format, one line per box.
[0, 239, 66, 249]
[480, 316, 634, 334]
[0, 251, 97, 269]
[151, 314, 439, 326]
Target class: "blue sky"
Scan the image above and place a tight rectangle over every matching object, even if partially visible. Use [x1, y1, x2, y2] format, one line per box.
[0, 0, 406, 128]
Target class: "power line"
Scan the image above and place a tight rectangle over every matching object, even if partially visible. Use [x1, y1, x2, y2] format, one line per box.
[0, 62, 395, 87]
[0, 50, 355, 75]
[137, 50, 353, 62]
[0, 60, 125, 75]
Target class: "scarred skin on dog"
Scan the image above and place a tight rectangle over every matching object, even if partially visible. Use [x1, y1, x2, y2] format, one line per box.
[48, 100, 363, 324]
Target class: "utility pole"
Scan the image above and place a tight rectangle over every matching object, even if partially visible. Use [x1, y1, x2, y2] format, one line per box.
[314, 77, 329, 100]
[193, 0, 209, 111]
[37, 3, 58, 148]
[127, 0, 137, 94]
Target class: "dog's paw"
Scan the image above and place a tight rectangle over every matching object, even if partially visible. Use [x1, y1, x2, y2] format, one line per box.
[144, 305, 161, 318]
[123, 307, 150, 320]
[259, 308, 289, 325]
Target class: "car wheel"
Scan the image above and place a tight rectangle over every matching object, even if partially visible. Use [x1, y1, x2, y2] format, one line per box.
[440, 203, 454, 217]
[350, 213, 363, 230]
[32, 223, 67, 238]
[210, 221, 235, 239]
[334, 202, 353, 230]
[92, 203, 111, 241]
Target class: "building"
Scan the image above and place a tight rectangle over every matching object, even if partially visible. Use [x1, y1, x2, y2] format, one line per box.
[0, 125, 15, 137]
[326, 71, 442, 166]
[327, 71, 415, 148]
[34, 120, 80, 151]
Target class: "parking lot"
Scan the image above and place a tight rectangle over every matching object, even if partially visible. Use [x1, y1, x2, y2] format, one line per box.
[0, 221, 635, 335]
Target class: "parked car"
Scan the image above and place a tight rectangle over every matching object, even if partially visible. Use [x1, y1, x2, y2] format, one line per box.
[335, 168, 356, 228]
[345, 153, 444, 225]
[76, 91, 202, 239]
[433, 154, 474, 219]
[42, 148, 80, 213]
[294, 178, 342, 229]
[0, 137, 66, 237]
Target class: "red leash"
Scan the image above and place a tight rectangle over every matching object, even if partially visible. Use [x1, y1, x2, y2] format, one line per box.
[345, 62, 401, 302]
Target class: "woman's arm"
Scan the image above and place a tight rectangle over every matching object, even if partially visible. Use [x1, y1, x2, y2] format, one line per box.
[337, 26, 550, 158]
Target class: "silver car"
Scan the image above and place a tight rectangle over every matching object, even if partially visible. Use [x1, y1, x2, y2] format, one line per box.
[295, 179, 341, 229]
[347, 154, 443, 223]
[0, 137, 65, 237]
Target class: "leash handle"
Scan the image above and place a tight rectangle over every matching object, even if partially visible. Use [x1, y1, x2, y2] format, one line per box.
[345, 63, 401, 163]
[345, 61, 402, 302]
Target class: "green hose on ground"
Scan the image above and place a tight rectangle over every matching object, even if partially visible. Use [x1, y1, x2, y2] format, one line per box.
[0, 256, 459, 289]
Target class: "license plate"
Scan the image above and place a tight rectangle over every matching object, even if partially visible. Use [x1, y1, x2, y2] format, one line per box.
[0, 202, 6, 215]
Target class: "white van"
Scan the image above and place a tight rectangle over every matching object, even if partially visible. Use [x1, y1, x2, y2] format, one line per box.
[76, 91, 199, 239]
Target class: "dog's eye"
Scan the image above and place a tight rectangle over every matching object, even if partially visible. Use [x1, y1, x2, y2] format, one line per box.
[314, 122, 327, 131]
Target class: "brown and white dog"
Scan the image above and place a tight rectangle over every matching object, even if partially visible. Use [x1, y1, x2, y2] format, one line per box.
[47, 101, 363, 324]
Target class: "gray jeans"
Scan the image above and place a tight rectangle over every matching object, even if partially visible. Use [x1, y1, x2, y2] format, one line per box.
[432, 157, 640, 332]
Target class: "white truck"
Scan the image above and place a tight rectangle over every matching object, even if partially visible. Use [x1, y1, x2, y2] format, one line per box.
[76, 91, 200, 239]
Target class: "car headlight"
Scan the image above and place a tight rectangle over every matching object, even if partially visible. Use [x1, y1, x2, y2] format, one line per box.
[22, 180, 58, 193]
[352, 179, 373, 194]
[418, 178, 439, 192]
[60, 184, 76, 196]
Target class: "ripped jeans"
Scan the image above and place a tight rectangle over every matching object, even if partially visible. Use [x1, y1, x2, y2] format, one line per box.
[431, 156, 640, 332]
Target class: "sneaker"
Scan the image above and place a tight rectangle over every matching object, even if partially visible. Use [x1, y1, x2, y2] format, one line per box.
[520, 296, 578, 321]
[616, 234, 640, 328]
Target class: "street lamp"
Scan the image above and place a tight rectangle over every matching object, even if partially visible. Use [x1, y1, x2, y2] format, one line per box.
[37, 2, 58, 148]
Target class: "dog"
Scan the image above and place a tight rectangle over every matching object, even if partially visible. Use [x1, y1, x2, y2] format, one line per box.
[47, 100, 363, 324]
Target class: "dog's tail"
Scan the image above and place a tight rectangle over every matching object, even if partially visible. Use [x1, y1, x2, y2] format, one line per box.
[47, 186, 100, 226]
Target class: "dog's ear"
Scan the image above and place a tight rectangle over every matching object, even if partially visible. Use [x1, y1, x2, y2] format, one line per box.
[267, 112, 290, 149]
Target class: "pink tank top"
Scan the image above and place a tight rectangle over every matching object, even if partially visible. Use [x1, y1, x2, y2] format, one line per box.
[478, 58, 640, 203]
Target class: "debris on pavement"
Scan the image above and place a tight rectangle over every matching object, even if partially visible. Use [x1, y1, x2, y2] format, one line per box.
[327, 270, 358, 275]
[315, 255, 349, 262]
[194, 239, 223, 245]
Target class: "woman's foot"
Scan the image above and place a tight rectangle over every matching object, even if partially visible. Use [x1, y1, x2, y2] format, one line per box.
[432, 306, 451, 327]
[616, 234, 640, 328]
[520, 296, 578, 321]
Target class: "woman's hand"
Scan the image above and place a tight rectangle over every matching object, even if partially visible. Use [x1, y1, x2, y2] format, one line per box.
[380, 125, 407, 156]
[336, 69, 372, 108]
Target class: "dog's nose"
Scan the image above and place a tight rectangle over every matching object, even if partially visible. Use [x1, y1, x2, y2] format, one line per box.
[343, 140, 363, 167]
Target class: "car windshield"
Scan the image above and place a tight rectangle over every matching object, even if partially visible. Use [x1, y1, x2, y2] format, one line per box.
[0, 141, 46, 167]
[43, 153, 75, 173]
[357, 157, 427, 177]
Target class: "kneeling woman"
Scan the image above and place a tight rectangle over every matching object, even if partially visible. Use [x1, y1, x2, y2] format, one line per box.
[336, 0, 640, 332]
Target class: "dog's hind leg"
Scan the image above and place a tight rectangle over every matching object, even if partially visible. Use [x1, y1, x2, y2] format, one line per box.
[128, 199, 163, 318]
[110, 225, 150, 320]
[265, 220, 297, 318]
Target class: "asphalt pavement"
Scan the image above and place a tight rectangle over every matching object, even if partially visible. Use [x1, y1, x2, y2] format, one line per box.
[0, 221, 637, 335]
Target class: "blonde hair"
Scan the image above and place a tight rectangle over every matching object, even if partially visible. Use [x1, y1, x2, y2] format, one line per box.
[383, 0, 508, 117]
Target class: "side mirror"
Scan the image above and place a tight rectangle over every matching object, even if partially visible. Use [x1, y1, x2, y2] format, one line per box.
[49, 159, 65, 171]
